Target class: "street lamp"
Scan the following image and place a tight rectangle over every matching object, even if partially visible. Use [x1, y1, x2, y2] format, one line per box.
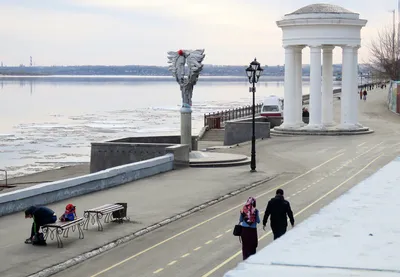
[246, 58, 263, 172]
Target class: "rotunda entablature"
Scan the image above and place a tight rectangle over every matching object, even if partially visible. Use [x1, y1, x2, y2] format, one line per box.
[276, 3, 367, 47]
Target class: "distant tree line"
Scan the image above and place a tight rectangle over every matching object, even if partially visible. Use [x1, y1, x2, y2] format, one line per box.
[0, 64, 366, 77]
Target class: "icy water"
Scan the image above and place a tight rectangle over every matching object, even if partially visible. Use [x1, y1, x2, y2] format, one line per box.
[0, 76, 340, 178]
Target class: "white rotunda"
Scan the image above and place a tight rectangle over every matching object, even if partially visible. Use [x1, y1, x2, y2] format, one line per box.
[274, 3, 372, 135]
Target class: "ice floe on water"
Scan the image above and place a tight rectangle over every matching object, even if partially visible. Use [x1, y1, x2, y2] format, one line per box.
[0, 78, 290, 178]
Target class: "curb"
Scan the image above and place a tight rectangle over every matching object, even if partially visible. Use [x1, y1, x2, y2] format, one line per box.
[28, 175, 276, 277]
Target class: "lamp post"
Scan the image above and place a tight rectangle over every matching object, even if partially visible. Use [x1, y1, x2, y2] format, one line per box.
[246, 58, 263, 172]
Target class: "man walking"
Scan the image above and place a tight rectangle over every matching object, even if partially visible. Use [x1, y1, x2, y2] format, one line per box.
[262, 189, 294, 240]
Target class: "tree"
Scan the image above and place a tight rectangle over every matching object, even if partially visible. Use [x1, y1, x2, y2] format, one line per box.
[368, 26, 400, 81]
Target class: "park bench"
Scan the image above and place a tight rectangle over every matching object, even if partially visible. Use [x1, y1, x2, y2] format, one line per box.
[83, 203, 129, 231]
[42, 218, 84, 248]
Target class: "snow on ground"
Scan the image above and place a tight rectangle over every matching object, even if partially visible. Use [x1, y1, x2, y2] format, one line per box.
[224, 156, 400, 276]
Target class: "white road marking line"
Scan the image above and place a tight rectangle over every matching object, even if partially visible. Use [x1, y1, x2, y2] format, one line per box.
[168, 261, 177, 266]
[153, 268, 164, 274]
[215, 234, 223, 239]
[181, 253, 190, 258]
[357, 142, 366, 147]
[194, 247, 202, 251]
[89, 152, 346, 277]
[225, 229, 231, 233]
[200, 153, 383, 277]
[205, 240, 213, 244]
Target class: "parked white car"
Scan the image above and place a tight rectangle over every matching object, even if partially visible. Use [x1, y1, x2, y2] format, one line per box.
[260, 95, 284, 118]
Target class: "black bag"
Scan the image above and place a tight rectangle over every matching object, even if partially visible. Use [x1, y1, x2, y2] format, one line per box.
[233, 223, 242, 236]
[32, 233, 46, 246]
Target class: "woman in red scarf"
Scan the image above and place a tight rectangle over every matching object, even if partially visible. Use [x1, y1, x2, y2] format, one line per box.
[239, 196, 260, 260]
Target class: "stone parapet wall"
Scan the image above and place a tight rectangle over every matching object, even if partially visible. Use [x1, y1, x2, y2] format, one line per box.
[90, 142, 189, 173]
[224, 117, 270, 146]
[0, 154, 174, 217]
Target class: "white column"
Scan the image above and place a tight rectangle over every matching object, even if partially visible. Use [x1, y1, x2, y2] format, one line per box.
[307, 45, 322, 128]
[322, 46, 335, 126]
[340, 46, 355, 128]
[281, 46, 296, 128]
[294, 46, 305, 126]
[352, 46, 362, 126]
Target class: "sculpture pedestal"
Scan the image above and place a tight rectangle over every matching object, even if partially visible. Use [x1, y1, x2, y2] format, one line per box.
[180, 107, 192, 151]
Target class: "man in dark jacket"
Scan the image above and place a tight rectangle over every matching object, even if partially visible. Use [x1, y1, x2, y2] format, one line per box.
[24, 206, 57, 245]
[262, 189, 294, 240]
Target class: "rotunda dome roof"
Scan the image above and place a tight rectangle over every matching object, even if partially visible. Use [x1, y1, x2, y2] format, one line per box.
[288, 3, 356, 15]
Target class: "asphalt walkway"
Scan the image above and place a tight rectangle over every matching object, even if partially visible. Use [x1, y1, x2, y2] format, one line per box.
[0, 85, 399, 277]
[0, 164, 271, 277]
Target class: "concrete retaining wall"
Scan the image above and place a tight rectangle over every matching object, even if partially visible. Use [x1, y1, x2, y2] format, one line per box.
[90, 142, 189, 173]
[110, 135, 198, 151]
[224, 118, 270, 146]
[0, 154, 174, 217]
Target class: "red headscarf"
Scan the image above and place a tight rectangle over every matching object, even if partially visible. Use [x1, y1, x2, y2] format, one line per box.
[241, 197, 256, 223]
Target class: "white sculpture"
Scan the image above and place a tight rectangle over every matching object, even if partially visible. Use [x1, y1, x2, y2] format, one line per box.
[167, 49, 205, 151]
[167, 49, 205, 108]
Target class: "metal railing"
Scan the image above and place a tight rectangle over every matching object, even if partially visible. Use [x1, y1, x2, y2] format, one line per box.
[0, 169, 8, 187]
[204, 104, 263, 129]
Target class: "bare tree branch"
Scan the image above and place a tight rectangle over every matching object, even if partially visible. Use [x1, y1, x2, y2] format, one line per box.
[368, 25, 400, 81]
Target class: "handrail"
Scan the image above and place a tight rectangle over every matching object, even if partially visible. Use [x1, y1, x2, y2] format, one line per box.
[204, 104, 263, 128]
[203, 82, 382, 129]
[0, 169, 7, 187]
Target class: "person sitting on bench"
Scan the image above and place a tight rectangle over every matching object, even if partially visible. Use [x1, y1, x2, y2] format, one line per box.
[24, 206, 57, 245]
[59, 204, 76, 222]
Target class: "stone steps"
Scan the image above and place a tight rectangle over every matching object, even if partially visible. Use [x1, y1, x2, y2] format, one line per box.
[190, 156, 248, 165]
[190, 158, 251, 168]
[200, 129, 225, 141]
[271, 127, 374, 136]
[188, 151, 250, 168]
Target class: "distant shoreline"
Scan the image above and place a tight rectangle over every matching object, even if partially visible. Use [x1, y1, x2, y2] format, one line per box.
[0, 72, 50, 76]
[0, 75, 314, 83]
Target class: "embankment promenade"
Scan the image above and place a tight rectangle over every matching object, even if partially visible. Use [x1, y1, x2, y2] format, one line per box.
[0, 83, 397, 277]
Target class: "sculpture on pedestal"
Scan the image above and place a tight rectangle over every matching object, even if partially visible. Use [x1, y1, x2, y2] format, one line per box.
[167, 49, 205, 150]
[167, 49, 205, 108]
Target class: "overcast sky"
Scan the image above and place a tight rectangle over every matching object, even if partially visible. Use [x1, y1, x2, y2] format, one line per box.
[0, 0, 397, 66]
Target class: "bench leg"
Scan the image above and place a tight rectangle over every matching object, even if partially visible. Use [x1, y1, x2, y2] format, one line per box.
[105, 213, 112, 223]
[96, 213, 104, 231]
[78, 222, 84, 239]
[63, 228, 70, 238]
[83, 212, 90, 230]
[42, 227, 50, 240]
[56, 229, 64, 248]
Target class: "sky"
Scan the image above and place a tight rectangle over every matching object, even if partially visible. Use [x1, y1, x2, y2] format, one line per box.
[0, 0, 398, 66]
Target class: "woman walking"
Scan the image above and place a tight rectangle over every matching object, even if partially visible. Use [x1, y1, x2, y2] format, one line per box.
[239, 197, 260, 260]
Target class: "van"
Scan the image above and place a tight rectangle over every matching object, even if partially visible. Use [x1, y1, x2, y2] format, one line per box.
[260, 96, 284, 118]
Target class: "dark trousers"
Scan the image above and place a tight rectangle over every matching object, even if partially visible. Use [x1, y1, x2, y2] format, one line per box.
[272, 225, 287, 240]
[30, 215, 57, 238]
